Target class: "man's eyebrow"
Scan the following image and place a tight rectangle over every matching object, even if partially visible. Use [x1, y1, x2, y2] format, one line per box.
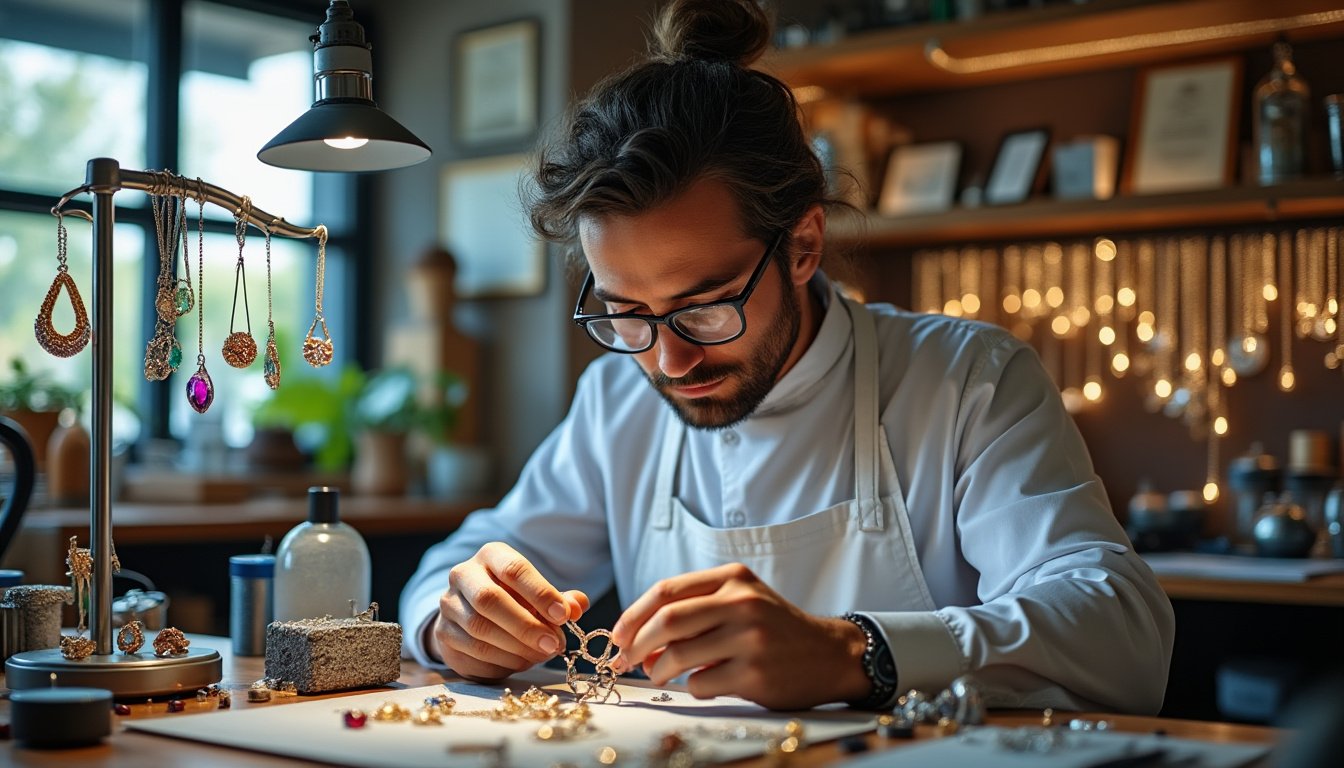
[592, 272, 739, 305]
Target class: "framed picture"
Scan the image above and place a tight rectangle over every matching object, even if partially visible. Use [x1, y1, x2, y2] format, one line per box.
[439, 154, 546, 298]
[454, 19, 540, 147]
[1123, 57, 1242, 195]
[877, 141, 962, 216]
[984, 128, 1050, 205]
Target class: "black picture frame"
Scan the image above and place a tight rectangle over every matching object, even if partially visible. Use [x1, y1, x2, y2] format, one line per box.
[984, 128, 1050, 205]
[452, 19, 541, 148]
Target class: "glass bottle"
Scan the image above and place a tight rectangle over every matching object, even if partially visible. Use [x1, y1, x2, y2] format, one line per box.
[1254, 39, 1310, 185]
[273, 487, 371, 622]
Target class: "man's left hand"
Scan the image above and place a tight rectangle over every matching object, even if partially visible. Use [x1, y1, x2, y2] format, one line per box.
[609, 563, 871, 709]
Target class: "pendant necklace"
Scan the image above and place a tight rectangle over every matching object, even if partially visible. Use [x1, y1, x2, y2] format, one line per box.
[263, 221, 282, 389]
[186, 179, 214, 413]
[222, 197, 258, 368]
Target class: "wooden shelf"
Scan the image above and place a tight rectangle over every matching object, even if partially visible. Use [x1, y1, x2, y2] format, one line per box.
[762, 0, 1344, 98]
[829, 178, 1344, 248]
[1158, 572, 1344, 607]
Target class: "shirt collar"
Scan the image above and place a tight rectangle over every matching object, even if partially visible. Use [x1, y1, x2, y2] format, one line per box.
[753, 272, 852, 418]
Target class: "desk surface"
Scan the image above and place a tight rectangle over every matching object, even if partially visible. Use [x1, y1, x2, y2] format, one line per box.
[1, 637, 1278, 767]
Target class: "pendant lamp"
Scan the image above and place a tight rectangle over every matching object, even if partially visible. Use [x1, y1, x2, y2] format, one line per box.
[259, 0, 431, 172]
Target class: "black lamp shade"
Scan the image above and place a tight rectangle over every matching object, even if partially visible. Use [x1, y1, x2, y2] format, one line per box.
[258, 101, 431, 172]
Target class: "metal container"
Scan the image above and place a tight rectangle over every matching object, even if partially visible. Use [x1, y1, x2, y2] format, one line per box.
[230, 554, 274, 656]
[112, 589, 169, 630]
[1253, 495, 1316, 558]
[1325, 485, 1344, 559]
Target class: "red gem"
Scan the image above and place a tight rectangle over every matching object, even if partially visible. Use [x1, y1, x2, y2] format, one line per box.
[113, 703, 132, 716]
[167, 699, 186, 712]
[343, 710, 368, 728]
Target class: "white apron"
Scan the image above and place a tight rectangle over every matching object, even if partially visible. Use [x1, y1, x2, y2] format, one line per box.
[631, 298, 938, 615]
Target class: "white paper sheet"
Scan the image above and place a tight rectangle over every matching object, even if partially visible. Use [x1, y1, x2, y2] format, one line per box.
[125, 670, 874, 767]
[1143, 552, 1344, 583]
[840, 726, 1271, 768]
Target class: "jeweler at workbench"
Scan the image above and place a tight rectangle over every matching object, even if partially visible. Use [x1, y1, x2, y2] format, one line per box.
[401, 0, 1174, 714]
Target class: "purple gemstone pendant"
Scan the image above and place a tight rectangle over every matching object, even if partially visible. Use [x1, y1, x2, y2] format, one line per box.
[187, 363, 214, 413]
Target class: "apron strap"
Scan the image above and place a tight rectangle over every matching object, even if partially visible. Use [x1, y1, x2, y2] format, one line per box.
[844, 297, 885, 532]
[650, 412, 685, 530]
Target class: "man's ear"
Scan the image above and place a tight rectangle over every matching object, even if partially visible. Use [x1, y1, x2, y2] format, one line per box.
[788, 203, 826, 286]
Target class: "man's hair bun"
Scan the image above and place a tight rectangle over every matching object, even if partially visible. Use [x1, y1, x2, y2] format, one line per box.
[651, 0, 772, 68]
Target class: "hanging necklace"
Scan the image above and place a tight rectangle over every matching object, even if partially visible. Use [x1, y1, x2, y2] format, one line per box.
[222, 197, 258, 368]
[302, 224, 334, 367]
[143, 178, 183, 380]
[186, 179, 215, 413]
[1226, 234, 1268, 377]
[1279, 230, 1296, 392]
[175, 191, 194, 316]
[264, 220, 282, 389]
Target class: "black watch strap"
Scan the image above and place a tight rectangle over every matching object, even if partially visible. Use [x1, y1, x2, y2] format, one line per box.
[842, 612, 899, 710]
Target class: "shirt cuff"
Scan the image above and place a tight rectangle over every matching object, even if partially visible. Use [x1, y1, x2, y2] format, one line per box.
[860, 611, 965, 694]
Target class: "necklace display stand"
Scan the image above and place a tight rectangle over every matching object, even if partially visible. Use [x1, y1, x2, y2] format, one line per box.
[5, 157, 323, 696]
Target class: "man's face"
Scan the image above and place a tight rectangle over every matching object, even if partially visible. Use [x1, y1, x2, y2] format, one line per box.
[578, 179, 804, 429]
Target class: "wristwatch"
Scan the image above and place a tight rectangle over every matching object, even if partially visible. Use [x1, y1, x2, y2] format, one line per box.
[842, 612, 899, 710]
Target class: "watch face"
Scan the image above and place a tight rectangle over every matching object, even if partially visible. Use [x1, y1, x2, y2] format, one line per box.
[874, 645, 898, 687]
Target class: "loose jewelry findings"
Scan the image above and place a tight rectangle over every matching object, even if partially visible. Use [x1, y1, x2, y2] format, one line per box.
[60, 535, 122, 658]
[302, 224, 334, 367]
[117, 619, 145, 654]
[186, 179, 215, 413]
[222, 197, 258, 368]
[263, 220, 282, 389]
[35, 209, 91, 358]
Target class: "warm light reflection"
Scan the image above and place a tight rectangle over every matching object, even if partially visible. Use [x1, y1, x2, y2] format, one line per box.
[1184, 352, 1201, 372]
[1051, 315, 1071, 336]
[1099, 326, 1116, 345]
[1221, 367, 1237, 386]
[1154, 378, 1172, 398]
[1279, 366, 1296, 391]
[1045, 286, 1065, 308]
[1022, 288, 1042, 309]
[1137, 310, 1155, 326]
[1214, 415, 1228, 435]
[943, 299, 963, 316]
[1112, 353, 1130, 373]
[1203, 482, 1220, 502]
[1136, 323, 1154, 342]
[961, 293, 981, 314]
[323, 136, 369, 149]
[1117, 287, 1136, 307]
[1083, 379, 1103, 401]
[1071, 307, 1091, 326]
[1242, 335, 1259, 354]
[1211, 348, 1225, 366]
[1094, 239, 1116, 261]
[1003, 294, 1022, 314]
[1095, 295, 1114, 314]
[1263, 284, 1278, 301]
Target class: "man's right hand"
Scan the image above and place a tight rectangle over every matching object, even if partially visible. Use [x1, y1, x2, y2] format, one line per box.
[430, 541, 590, 681]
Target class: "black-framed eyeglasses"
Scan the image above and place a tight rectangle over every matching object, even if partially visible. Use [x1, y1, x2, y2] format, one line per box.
[572, 233, 784, 354]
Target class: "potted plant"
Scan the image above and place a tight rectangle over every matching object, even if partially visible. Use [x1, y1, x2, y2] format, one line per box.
[349, 366, 421, 496]
[0, 358, 79, 471]
[249, 365, 365, 473]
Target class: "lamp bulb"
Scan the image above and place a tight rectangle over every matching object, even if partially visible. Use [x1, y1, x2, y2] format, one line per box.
[324, 136, 370, 149]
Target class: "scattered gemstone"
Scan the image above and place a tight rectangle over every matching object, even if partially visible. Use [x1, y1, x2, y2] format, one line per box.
[167, 699, 186, 712]
[247, 688, 271, 703]
[343, 709, 368, 728]
[175, 285, 193, 315]
[113, 703, 132, 716]
[218, 691, 232, 709]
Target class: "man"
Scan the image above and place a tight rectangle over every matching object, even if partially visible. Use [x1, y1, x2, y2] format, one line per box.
[401, 0, 1173, 713]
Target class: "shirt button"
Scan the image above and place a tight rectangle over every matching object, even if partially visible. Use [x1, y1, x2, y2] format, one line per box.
[725, 508, 746, 526]
[721, 430, 739, 445]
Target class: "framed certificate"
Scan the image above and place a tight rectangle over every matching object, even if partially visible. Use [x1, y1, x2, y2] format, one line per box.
[453, 19, 540, 147]
[1123, 57, 1242, 195]
[877, 141, 962, 216]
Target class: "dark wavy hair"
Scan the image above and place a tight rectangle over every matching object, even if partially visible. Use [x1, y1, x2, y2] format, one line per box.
[526, 0, 843, 270]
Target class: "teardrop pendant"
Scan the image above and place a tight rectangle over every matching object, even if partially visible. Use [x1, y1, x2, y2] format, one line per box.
[263, 331, 282, 390]
[35, 271, 91, 358]
[187, 362, 214, 413]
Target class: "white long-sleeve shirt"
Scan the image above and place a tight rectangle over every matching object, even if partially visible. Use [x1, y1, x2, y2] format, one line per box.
[400, 281, 1175, 714]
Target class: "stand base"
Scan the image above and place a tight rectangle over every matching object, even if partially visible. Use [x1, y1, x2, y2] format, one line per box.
[5, 646, 222, 698]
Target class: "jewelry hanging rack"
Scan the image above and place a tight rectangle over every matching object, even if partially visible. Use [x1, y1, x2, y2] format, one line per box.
[5, 157, 323, 696]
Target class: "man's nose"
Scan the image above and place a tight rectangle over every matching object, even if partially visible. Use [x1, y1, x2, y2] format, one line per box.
[656, 331, 704, 380]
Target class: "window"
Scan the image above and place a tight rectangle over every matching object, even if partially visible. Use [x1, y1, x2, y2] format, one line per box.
[0, 0, 364, 459]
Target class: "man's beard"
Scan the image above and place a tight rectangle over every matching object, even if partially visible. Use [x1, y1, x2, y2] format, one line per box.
[648, 274, 801, 430]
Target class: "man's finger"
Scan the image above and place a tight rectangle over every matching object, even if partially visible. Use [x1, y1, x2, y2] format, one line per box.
[477, 542, 572, 624]
[621, 593, 725, 671]
[613, 563, 745, 647]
